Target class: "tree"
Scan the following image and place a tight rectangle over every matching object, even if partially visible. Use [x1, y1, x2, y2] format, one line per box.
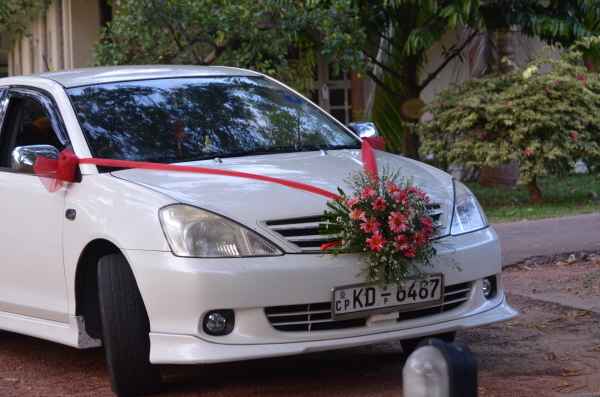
[92, 0, 367, 88]
[0, 0, 49, 36]
[358, 0, 600, 158]
[415, 47, 600, 203]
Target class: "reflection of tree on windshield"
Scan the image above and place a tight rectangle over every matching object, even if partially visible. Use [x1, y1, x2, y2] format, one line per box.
[67, 77, 358, 163]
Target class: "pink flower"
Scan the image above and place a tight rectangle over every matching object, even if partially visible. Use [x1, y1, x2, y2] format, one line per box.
[385, 181, 399, 195]
[584, 83, 589, 87]
[388, 212, 408, 233]
[420, 217, 434, 230]
[552, 81, 557, 85]
[503, 101, 509, 105]
[543, 88, 549, 92]
[346, 196, 359, 208]
[394, 189, 408, 204]
[582, 125, 587, 129]
[415, 232, 429, 246]
[366, 233, 387, 252]
[361, 188, 376, 199]
[577, 75, 585, 81]
[460, 106, 465, 111]
[372, 197, 387, 211]
[572, 133, 579, 141]
[403, 245, 417, 258]
[524, 149, 532, 155]
[440, 102, 445, 106]
[480, 131, 486, 139]
[360, 217, 381, 234]
[349, 209, 365, 221]
[394, 235, 409, 251]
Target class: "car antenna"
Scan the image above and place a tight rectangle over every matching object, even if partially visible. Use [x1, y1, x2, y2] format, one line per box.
[42, 55, 50, 72]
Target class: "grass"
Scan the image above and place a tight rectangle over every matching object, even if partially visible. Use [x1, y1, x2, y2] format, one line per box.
[466, 173, 600, 223]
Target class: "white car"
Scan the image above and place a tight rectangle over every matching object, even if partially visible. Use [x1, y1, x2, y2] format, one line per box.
[0, 66, 517, 396]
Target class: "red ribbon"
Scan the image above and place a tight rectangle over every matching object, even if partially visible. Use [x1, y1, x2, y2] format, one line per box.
[34, 150, 343, 199]
[361, 137, 386, 177]
[33, 138, 386, 204]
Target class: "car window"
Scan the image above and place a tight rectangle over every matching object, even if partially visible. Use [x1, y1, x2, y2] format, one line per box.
[0, 88, 8, 133]
[0, 92, 65, 169]
[66, 76, 360, 164]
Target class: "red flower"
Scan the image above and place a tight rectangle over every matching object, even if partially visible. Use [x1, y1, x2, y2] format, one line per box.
[503, 101, 509, 105]
[543, 88, 549, 92]
[366, 233, 387, 252]
[440, 102, 445, 106]
[388, 212, 408, 233]
[524, 149, 532, 155]
[572, 133, 579, 141]
[349, 209, 365, 221]
[361, 188, 376, 199]
[577, 75, 585, 81]
[480, 131, 486, 139]
[394, 235, 409, 251]
[552, 81, 557, 85]
[360, 217, 381, 234]
[582, 125, 587, 129]
[346, 196, 359, 208]
[403, 245, 417, 258]
[372, 197, 387, 212]
[460, 106, 465, 111]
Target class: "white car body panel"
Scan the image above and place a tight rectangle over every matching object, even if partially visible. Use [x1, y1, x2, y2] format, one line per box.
[0, 172, 68, 322]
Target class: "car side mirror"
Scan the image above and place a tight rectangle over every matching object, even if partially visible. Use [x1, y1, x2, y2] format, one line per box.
[348, 121, 379, 139]
[12, 145, 60, 174]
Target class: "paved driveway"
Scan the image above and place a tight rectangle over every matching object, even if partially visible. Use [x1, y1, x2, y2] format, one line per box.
[492, 213, 600, 267]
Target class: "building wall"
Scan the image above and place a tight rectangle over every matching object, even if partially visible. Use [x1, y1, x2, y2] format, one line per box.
[0, 0, 100, 77]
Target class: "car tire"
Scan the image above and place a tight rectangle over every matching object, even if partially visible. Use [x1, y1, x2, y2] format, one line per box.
[400, 331, 457, 356]
[98, 253, 162, 397]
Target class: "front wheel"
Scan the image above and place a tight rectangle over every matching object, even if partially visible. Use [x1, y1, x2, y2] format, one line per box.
[400, 331, 456, 356]
[98, 253, 162, 397]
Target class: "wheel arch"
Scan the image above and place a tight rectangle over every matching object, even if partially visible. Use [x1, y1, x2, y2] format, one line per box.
[74, 239, 120, 340]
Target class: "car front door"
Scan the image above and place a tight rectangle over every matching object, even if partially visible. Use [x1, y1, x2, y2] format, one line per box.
[0, 87, 70, 323]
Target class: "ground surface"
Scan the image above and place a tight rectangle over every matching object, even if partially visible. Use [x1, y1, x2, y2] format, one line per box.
[1, 251, 599, 397]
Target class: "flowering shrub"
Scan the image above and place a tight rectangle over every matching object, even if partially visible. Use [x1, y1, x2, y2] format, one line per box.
[415, 46, 600, 203]
[319, 168, 454, 288]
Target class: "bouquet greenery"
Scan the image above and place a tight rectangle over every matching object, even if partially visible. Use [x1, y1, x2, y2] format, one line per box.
[320, 167, 454, 288]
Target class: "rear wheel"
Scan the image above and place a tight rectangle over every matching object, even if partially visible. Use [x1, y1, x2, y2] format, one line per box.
[98, 253, 162, 397]
[400, 331, 456, 356]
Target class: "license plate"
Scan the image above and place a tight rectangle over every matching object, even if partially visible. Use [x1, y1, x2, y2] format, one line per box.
[332, 274, 444, 320]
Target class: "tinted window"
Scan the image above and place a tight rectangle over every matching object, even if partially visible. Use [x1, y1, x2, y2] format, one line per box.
[0, 88, 8, 131]
[67, 77, 360, 163]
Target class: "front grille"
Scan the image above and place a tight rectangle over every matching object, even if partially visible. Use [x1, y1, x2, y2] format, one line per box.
[265, 302, 367, 332]
[265, 282, 471, 332]
[265, 216, 326, 251]
[264, 203, 446, 252]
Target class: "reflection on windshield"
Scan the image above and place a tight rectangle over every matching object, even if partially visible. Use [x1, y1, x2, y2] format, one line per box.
[67, 76, 359, 163]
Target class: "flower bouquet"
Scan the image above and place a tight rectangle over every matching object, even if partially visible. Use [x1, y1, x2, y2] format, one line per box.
[320, 167, 454, 288]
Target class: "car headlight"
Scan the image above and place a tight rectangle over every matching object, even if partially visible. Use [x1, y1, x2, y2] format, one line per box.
[159, 205, 283, 257]
[450, 180, 489, 235]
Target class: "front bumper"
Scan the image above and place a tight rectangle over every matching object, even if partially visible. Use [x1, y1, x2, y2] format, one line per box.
[149, 295, 517, 364]
[123, 226, 516, 364]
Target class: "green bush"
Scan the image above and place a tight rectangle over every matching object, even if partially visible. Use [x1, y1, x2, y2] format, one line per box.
[415, 46, 600, 202]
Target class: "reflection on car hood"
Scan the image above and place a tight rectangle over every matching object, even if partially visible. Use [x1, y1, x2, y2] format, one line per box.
[112, 149, 454, 227]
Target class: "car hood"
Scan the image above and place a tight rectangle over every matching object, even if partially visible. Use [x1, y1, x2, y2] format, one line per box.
[112, 149, 454, 228]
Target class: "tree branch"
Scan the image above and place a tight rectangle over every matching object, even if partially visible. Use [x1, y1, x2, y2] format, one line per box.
[418, 30, 477, 92]
[365, 69, 403, 102]
[366, 51, 406, 81]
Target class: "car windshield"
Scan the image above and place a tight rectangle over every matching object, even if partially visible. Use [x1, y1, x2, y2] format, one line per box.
[66, 76, 360, 163]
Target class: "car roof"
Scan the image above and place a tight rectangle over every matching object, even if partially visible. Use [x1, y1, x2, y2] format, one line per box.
[2, 65, 262, 88]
